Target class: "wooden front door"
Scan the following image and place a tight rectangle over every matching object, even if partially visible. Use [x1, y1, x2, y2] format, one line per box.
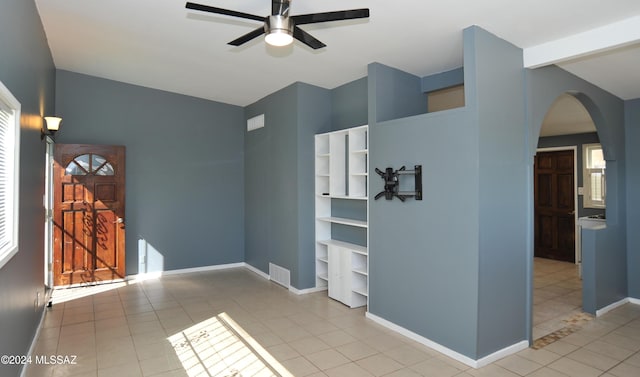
[534, 150, 575, 262]
[53, 144, 126, 286]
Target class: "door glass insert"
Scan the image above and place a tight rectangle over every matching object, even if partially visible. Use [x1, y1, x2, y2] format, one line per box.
[65, 154, 115, 176]
[65, 161, 87, 176]
[92, 154, 106, 168]
[75, 154, 90, 171]
[95, 163, 115, 176]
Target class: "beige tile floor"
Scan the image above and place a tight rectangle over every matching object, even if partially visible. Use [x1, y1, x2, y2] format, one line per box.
[23, 264, 640, 377]
[533, 257, 584, 340]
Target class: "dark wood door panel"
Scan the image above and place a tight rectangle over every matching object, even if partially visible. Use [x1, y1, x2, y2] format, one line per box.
[558, 174, 574, 210]
[537, 173, 553, 208]
[534, 150, 575, 262]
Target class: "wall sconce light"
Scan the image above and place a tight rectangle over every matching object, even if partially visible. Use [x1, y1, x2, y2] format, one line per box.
[42, 116, 62, 140]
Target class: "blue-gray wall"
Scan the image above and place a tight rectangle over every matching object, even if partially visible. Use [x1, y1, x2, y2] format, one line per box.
[244, 82, 331, 289]
[626, 99, 640, 299]
[368, 27, 529, 360]
[421, 67, 464, 93]
[469, 26, 529, 358]
[538, 132, 604, 218]
[527, 66, 627, 314]
[369, 108, 480, 358]
[3, 2, 637, 370]
[0, 0, 56, 375]
[331, 77, 368, 131]
[368, 62, 427, 123]
[55, 70, 245, 274]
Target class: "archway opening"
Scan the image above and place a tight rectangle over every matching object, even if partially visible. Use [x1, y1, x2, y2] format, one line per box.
[532, 93, 605, 341]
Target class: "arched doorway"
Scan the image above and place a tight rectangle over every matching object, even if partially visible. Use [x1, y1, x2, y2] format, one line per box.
[532, 93, 605, 341]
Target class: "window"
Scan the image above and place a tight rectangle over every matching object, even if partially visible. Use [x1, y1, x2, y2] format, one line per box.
[583, 143, 606, 208]
[65, 153, 114, 176]
[0, 81, 21, 269]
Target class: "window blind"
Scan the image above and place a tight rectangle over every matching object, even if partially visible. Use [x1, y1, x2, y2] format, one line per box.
[0, 104, 13, 251]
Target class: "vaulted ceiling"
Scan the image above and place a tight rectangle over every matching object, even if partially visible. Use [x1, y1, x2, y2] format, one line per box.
[35, 0, 640, 110]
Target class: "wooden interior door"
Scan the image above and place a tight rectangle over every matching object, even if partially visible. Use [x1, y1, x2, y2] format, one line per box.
[53, 144, 126, 286]
[534, 150, 575, 262]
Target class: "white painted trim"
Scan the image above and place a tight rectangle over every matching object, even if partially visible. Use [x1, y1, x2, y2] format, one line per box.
[365, 312, 528, 368]
[536, 147, 580, 265]
[0, 80, 21, 270]
[629, 297, 640, 306]
[127, 262, 246, 281]
[128, 262, 324, 295]
[524, 15, 640, 68]
[243, 263, 270, 280]
[475, 341, 530, 368]
[20, 306, 48, 377]
[596, 297, 630, 317]
[244, 262, 326, 295]
[289, 286, 327, 295]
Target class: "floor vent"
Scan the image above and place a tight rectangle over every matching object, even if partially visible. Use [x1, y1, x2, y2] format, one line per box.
[269, 263, 290, 289]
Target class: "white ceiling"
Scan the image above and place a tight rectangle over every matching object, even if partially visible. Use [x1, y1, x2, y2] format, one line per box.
[35, 0, 640, 109]
[539, 94, 596, 137]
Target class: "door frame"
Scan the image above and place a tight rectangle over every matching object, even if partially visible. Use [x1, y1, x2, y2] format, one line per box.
[44, 138, 54, 289]
[535, 146, 580, 265]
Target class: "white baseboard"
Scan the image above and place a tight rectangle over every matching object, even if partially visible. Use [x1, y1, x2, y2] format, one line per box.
[289, 286, 327, 295]
[475, 340, 530, 368]
[243, 262, 325, 295]
[243, 263, 270, 280]
[20, 306, 48, 377]
[129, 261, 321, 294]
[596, 297, 634, 317]
[127, 262, 246, 281]
[365, 312, 528, 369]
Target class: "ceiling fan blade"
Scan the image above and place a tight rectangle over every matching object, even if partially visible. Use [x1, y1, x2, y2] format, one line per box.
[185, 2, 265, 22]
[293, 26, 326, 49]
[292, 9, 369, 25]
[228, 27, 266, 46]
[272, 0, 290, 17]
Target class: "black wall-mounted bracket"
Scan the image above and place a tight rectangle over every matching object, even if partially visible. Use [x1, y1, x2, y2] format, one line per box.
[374, 165, 422, 202]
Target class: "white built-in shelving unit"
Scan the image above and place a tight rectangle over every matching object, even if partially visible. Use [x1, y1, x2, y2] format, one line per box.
[315, 125, 368, 308]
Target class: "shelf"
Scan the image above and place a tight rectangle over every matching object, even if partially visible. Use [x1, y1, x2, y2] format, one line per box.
[316, 126, 368, 307]
[317, 239, 367, 255]
[352, 288, 368, 297]
[352, 267, 368, 276]
[317, 216, 367, 228]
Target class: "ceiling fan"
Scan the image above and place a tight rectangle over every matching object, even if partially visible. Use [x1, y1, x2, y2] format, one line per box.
[185, 0, 370, 49]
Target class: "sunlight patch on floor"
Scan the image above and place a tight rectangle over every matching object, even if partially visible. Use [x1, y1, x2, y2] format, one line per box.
[51, 280, 129, 304]
[168, 312, 293, 377]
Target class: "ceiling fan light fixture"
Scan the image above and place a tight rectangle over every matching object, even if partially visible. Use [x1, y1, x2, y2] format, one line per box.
[265, 30, 293, 46]
[186, 1, 370, 50]
[265, 15, 293, 46]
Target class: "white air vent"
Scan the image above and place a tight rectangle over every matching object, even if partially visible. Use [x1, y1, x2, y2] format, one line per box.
[269, 263, 290, 289]
[247, 114, 265, 131]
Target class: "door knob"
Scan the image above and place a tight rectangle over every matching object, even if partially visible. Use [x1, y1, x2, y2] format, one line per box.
[114, 217, 124, 224]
